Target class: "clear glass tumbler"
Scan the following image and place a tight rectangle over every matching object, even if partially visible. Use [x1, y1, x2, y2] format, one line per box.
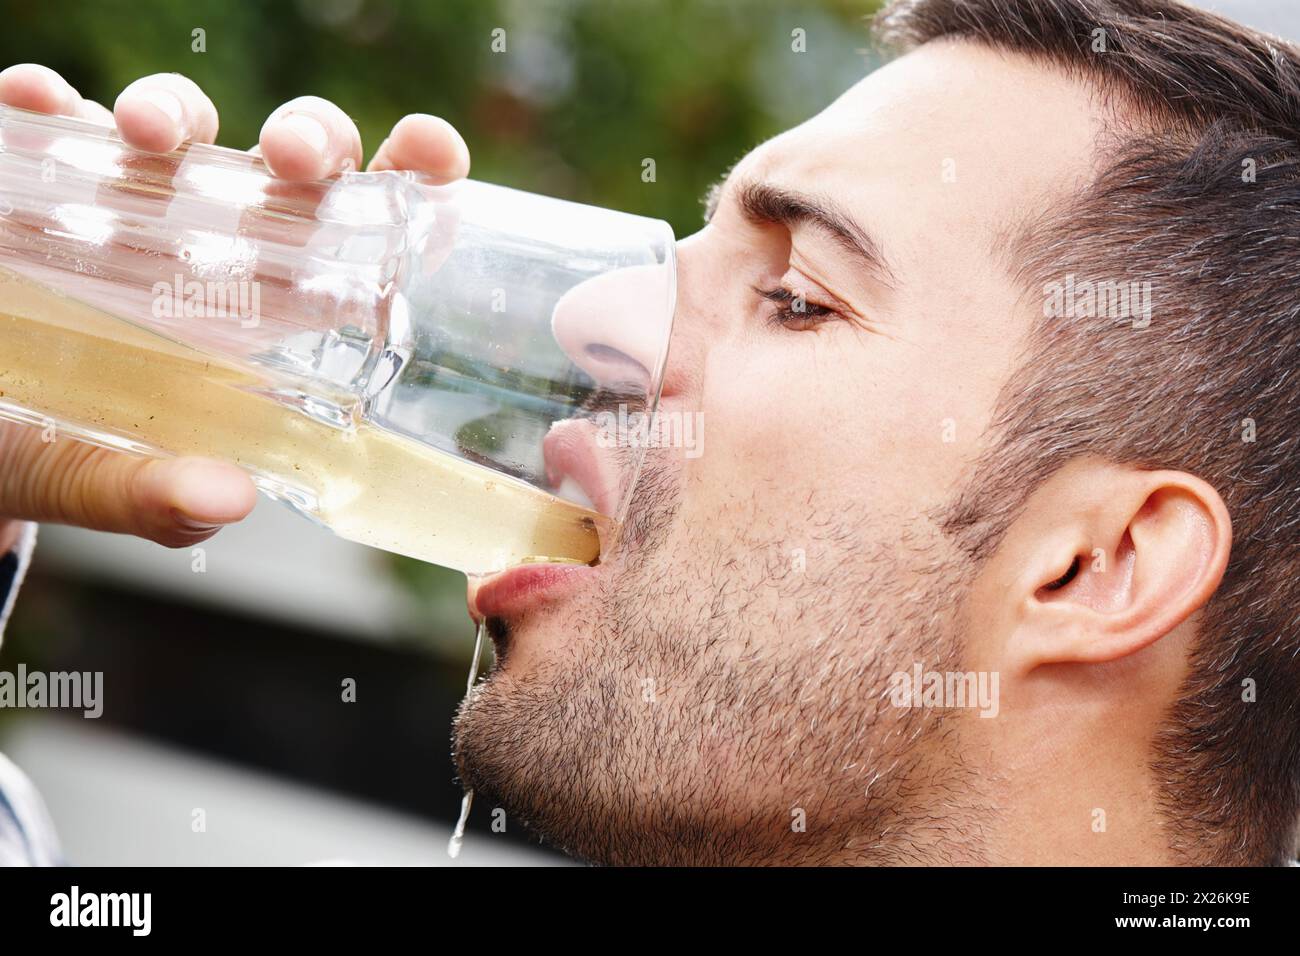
[0, 104, 676, 573]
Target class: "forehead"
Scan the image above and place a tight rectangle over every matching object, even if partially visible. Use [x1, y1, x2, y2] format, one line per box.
[735, 40, 1107, 274]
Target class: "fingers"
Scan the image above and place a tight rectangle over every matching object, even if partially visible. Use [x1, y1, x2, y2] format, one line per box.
[0, 63, 89, 116]
[259, 95, 363, 181]
[0, 65, 217, 150]
[2, 435, 256, 548]
[114, 73, 219, 152]
[125, 456, 257, 546]
[367, 113, 470, 182]
[2, 66, 473, 187]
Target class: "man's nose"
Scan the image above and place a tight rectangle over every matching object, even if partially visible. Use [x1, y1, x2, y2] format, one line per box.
[551, 263, 676, 398]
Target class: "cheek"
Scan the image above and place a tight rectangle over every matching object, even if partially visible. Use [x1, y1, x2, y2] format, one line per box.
[654, 343, 857, 551]
[684, 338, 932, 518]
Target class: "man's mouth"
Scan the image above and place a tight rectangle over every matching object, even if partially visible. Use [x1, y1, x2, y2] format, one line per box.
[541, 418, 620, 517]
[470, 561, 595, 620]
[469, 418, 618, 620]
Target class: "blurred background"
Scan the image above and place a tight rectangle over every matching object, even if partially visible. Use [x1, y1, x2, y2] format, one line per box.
[0, 0, 1295, 866]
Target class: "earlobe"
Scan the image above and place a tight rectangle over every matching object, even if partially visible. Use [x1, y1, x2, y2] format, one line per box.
[1014, 468, 1232, 670]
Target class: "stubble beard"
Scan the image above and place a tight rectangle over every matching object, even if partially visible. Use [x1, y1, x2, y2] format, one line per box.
[453, 450, 988, 865]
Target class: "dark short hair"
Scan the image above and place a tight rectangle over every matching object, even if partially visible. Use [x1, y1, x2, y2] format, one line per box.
[876, 0, 1300, 864]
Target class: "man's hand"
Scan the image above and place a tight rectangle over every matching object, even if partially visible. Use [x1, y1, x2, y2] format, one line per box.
[0, 64, 470, 548]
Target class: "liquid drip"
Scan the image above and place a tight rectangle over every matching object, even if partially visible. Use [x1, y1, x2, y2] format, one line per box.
[447, 616, 488, 859]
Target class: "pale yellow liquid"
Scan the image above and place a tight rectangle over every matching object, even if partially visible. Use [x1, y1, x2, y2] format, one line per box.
[0, 268, 604, 572]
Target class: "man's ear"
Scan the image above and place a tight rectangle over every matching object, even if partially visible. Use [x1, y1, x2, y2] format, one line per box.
[1008, 465, 1232, 671]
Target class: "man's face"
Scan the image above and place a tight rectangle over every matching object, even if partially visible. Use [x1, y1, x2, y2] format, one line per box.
[456, 41, 1105, 864]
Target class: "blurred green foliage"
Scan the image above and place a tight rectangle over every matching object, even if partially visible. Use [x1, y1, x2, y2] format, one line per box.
[0, 0, 883, 651]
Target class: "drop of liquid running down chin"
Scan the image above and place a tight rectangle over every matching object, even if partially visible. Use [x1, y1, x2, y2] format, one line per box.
[447, 617, 487, 859]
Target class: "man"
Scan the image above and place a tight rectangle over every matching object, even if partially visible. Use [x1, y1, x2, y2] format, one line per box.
[2, 0, 1298, 866]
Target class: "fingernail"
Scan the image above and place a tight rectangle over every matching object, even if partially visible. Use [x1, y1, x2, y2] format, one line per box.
[138, 89, 185, 129]
[452, 131, 471, 176]
[170, 508, 223, 532]
[279, 113, 329, 155]
[436, 117, 471, 175]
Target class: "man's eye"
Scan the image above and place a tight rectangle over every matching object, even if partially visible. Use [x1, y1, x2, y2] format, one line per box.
[755, 285, 837, 331]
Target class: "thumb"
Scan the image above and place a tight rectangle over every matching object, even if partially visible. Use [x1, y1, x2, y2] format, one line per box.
[5, 439, 256, 547]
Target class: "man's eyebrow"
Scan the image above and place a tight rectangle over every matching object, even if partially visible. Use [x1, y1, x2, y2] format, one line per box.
[702, 177, 896, 286]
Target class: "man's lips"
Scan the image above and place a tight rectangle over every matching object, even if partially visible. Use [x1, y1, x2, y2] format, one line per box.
[468, 418, 617, 621]
[543, 419, 619, 517]
[470, 562, 595, 620]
